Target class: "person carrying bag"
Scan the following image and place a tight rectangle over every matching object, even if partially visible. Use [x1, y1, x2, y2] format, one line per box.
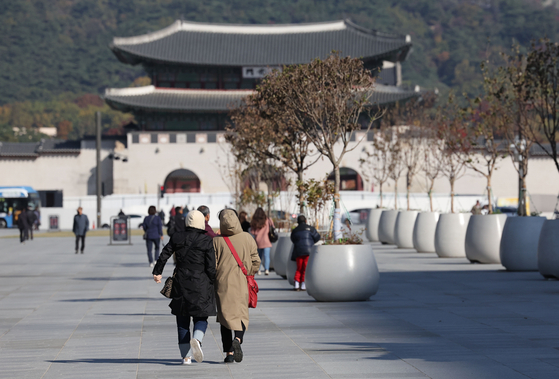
[213, 209, 260, 363]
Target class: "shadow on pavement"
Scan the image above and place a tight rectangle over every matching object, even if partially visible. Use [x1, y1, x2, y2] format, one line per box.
[60, 297, 164, 302]
[49, 358, 223, 366]
[75, 276, 148, 281]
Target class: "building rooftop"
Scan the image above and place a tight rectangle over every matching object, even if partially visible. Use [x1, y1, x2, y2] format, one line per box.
[0, 140, 80, 158]
[103, 85, 422, 113]
[110, 19, 411, 67]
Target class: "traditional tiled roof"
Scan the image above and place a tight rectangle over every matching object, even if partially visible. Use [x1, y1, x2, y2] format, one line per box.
[103, 85, 421, 113]
[0, 142, 39, 157]
[0, 140, 81, 158]
[110, 19, 411, 67]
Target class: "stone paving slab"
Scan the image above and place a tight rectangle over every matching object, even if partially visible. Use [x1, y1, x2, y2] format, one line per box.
[2, 235, 559, 378]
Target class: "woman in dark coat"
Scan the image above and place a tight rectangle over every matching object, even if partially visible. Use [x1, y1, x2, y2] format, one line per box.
[153, 210, 216, 365]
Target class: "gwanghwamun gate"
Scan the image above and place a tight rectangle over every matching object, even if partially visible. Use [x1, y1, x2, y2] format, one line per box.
[1, 19, 558, 229]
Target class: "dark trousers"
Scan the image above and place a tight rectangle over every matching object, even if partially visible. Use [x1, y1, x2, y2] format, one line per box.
[146, 238, 161, 263]
[75, 235, 85, 252]
[19, 228, 28, 243]
[29, 227, 33, 240]
[177, 315, 208, 358]
[220, 322, 246, 353]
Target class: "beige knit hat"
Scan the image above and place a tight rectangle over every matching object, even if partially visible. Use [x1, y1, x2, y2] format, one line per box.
[185, 210, 205, 230]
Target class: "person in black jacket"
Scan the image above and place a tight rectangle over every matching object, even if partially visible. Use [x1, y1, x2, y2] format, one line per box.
[26, 207, 37, 240]
[290, 215, 321, 291]
[153, 210, 216, 365]
[17, 208, 29, 244]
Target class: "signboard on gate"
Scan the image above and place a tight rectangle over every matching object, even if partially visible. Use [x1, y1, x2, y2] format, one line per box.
[112, 218, 128, 241]
[49, 215, 59, 230]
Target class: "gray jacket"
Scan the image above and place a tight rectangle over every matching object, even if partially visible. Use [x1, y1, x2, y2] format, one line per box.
[73, 214, 89, 236]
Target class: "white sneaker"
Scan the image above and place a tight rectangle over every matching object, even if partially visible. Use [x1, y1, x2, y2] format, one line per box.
[257, 270, 262, 275]
[149, 262, 154, 268]
[181, 357, 191, 365]
[301, 282, 306, 291]
[265, 270, 269, 275]
[190, 338, 204, 363]
[294, 281, 300, 291]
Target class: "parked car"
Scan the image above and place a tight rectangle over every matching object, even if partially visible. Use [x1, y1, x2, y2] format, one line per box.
[342, 208, 371, 225]
[494, 206, 518, 217]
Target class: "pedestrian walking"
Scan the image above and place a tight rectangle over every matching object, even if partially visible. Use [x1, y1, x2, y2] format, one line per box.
[33, 207, 41, 230]
[197, 205, 217, 237]
[152, 210, 216, 365]
[213, 209, 260, 363]
[73, 207, 89, 254]
[167, 206, 185, 237]
[238, 211, 250, 233]
[290, 215, 321, 291]
[249, 207, 274, 275]
[471, 200, 482, 215]
[17, 208, 29, 244]
[142, 206, 163, 267]
[158, 209, 166, 225]
[26, 206, 37, 240]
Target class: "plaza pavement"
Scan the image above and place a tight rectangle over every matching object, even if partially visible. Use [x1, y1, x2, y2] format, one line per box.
[2, 234, 559, 379]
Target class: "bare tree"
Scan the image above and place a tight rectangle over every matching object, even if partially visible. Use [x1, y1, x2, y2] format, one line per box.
[386, 127, 405, 210]
[260, 53, 381, 239]
[435, 95, 470, 213]
[523, 39, 559, 216]
[228, 88, 320, 214]
[422, 128, 445, 212]
[463, 85, 510, 214]
[359, 127, 392, 208]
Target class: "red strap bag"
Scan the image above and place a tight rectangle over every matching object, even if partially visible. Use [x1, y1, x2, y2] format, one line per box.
[223, 236, 258, 308]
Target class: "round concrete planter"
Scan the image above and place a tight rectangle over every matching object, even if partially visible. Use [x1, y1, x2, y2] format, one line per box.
[306, 244, 379, 302]
[413, 212, 440, 253]
[269, 240, 278, 271]
[286, 258, 298, 285]
[365, 209, 383, 242]
[378, 210, 399, 245]
[538, 220, 559, 279]
[465, 214, 507, 264]
[500, 217, 545, 271]
[394, 211, 418, 249]
[434, 213, 471, 258]
[273, 236, 293, 279]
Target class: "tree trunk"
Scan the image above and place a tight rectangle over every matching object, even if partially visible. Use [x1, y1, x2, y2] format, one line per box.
[394, 180, 399, 210]
[450, 178, 455, 213]
[333, 165, 342, 240]
[518, 158, 528, 216]
[428, 179, 434, 212]
[487, 176, 493, 214]
[406, 171, 411, 211]
[379, 183, 384, 208]
[297, 170, 304, 214]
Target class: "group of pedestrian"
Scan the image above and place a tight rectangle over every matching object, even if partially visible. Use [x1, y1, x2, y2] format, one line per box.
[150, 204, 321, 365]
[152, 207, 260, 365]
[17, 206, 39, 244]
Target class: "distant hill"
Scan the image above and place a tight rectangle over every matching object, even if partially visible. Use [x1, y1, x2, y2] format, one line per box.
[1, 0, 558, 140]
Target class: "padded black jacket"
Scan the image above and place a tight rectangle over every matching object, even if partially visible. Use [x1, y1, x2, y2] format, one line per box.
[290, 222, 321, 260]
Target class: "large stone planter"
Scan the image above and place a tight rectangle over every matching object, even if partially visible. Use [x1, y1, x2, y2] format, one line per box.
[500, 217, 545, 271]
[394, 211, 418, 249]
[413, 212, 440, 253]
[378, 210, 399, 245]
[435, 213, 471, 258]
[465, 214, 507, 264]
[286, 249, 298, 285]
[365, 209, 383, 242]
[273, 236, 293, 279]
[306, 244, 379, 302]
[269, 239, 281, 271]
[538, 220, 559, 279]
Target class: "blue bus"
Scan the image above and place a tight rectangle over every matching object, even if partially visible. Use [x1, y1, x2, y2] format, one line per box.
[0, 187, 41, 228]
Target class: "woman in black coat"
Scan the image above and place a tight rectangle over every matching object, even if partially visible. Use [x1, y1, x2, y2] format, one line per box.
[153, 210, 216, 365]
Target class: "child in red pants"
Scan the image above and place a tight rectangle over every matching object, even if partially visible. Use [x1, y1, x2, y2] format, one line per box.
[290, 215, 321, 291]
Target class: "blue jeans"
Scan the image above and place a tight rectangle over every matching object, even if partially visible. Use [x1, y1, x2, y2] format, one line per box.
[258, 247, 271, 271]
[176, 315, 208, 358]
[146, 238, 160, 263]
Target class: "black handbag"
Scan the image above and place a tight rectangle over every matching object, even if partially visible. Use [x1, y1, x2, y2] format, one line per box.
[268, 220, 278, 243]
[160, 269, 176, 298]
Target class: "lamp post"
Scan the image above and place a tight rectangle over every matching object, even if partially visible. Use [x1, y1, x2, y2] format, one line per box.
[96, 111, 102, 228]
